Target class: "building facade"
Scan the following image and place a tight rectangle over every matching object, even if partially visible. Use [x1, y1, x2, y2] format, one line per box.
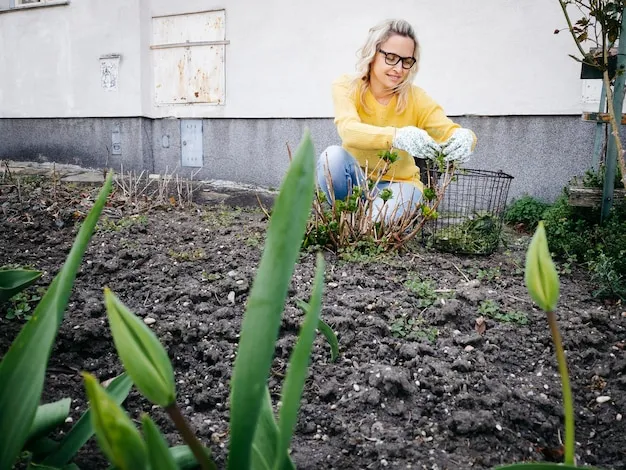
[0, 0, 607, 201]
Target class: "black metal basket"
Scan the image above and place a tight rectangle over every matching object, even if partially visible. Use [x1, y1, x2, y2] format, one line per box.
[422, 168, 514, 255]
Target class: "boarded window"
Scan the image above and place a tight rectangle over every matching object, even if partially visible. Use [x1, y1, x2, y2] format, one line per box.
[152, 10, 227, 105]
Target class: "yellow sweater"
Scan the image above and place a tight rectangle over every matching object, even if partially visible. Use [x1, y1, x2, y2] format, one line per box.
[332, 74, 474, 190]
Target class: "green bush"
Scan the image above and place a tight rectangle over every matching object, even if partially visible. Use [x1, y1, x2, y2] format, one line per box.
[541, 193, 626, 300]
[504, 195, 550, 231]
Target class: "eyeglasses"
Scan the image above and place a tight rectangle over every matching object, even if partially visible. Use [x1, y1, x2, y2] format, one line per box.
[378, 49, 416, 69]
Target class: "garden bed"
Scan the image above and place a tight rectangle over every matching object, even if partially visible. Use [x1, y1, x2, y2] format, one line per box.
[1, 175, 625, 469]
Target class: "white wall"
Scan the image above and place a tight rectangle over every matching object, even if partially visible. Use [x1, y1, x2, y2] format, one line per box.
[0, 0, 143, 118]
[0, 0, 587, 118]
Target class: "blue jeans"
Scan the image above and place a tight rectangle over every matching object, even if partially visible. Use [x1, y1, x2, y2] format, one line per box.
[316, 145, 422, 223]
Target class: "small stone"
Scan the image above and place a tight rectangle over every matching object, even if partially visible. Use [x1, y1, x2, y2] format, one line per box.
[328, 282, 339, 288]
[543, 384, 549, 390]
[65, 417, 73, 424]
[596, 396, 611, 404]
[227, 270, 237, 277]
[228, 291, 236, 304]
[143, 317, 156, 325]
[452, 359, 473, 372]
[496, 424, 502, 431]
[616, 413, 622, 421]
[380, 459, 388, 467]
[353, 384, 360, 392]
[236, 280, 244, 285]
[464, 345, 475, 352]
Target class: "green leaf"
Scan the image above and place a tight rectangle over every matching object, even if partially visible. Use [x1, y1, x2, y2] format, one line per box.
[24, 437, 60, 462]
[141, 414, 178, 470]
[495, 464, 599, 470]
[82, 372, 147, 470]
[27, 398, 71, 444]
[0, 269, 42, 304]
[316, 319, 339, 362]
[42, 373, 133, 467]
[250, 388, 295, 470]
[108, 446, 203, 470]
[169, 445, 206, 470]
[296, 304, 339, 363]
[104, 289, 176, 408]
[525, 221, 560, 312]
[0, 172, 113, 470]
[27, 463, 80, 470]
[275, 254, 325, 470]
[227, 130, 316, 470]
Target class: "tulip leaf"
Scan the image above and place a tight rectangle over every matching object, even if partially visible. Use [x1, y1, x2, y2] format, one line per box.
[107, 445, 205, 470]
[0, 172, 113, 470]
[0, 269, 42, 304]
[42, 373, 133, 467]
[250, 388, 295, 470]
[524, 221, 560, 312]
[141, 414, 178, 470]
[316, 318, 339, 363]
[228, 130, 316, 470]
[26, 398, 71, 444]
[275, 253, 324, 470]
[104, 289, 176, 408]
[24, 437, 60, 461]
[82, 373, 147, 470]
[495, 464, 599, 469]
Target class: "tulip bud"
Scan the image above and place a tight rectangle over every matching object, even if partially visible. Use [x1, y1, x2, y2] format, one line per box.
[525, 221, 560, 312]
[82, 373, 147, 470]
[104, 288, 176, 407]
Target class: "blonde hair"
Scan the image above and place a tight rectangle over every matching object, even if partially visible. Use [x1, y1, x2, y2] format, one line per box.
[351, 19, 420, 114]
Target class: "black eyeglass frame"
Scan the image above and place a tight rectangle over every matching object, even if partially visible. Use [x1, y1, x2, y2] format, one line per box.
[378, 49, 416, 69]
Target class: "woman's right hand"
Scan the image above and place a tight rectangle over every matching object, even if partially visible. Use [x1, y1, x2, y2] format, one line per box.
[392, 126, 441, 160]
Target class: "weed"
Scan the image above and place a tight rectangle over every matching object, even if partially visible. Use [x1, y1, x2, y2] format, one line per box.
[168, 248, 206, 262]
[3, 287, 45, 320]
[390, 315, 438, 343]
[478, 299, 529, 325]
[201, 271, 222, 282]
[504, 195, 550, 231]
[478, 299, 499, 316]
[96, 215, 148, 233]
[403, 277, 446, 308]
[202, 206, 242, 227]
[242, 231, 263, 248]
[589, 252, 626, 301]
[475, 267, 501, 283]
[556, 255, 577, 276]
[337, 238, 388, 263]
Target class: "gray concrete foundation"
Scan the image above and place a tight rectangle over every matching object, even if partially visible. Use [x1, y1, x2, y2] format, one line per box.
[0, 116, 604, 203]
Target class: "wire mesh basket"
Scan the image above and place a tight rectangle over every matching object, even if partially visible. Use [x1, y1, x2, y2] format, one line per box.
[422, 168, 514, 255]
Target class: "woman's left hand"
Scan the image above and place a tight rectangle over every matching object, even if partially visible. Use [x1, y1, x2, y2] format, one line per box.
[441, 128, 475, 164]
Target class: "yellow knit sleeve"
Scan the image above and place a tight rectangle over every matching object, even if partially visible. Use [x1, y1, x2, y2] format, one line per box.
[413, 88, 475, 147]
[332, 76, 396, 150]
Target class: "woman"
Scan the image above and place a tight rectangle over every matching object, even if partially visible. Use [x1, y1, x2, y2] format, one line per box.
[318, 18, 476, 222]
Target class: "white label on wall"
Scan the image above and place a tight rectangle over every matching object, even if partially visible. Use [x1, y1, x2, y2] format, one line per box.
[100, 55, 121, 92]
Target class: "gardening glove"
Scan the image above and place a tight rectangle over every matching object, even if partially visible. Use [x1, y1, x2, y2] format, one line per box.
[393, 126, 441, 160]
[440, 128, 475, 164]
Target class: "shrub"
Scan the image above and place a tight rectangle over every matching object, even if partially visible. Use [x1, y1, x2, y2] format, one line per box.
[504, 195, 550, 231]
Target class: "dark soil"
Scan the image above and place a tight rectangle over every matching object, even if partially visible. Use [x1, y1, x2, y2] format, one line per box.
[1, 174, 625, 470]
